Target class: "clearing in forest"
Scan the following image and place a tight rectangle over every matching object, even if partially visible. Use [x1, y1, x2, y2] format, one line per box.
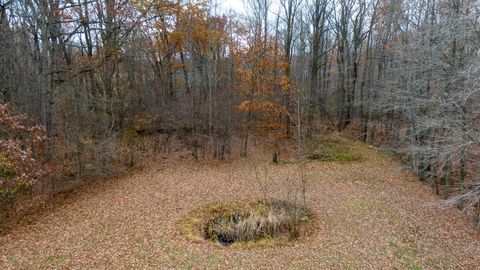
[0, 139, 479, 269]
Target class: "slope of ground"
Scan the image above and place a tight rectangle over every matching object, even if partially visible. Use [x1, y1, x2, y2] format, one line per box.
[1, 140, 479, 269]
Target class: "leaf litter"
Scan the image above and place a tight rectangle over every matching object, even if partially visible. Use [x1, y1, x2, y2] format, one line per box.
[0, 140, 479, 269]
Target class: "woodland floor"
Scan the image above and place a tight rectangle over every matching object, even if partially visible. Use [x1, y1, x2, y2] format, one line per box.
[1, 139, 480, 269]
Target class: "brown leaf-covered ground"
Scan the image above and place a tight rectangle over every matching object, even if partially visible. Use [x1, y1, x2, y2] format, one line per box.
[1, 140, 479, 269]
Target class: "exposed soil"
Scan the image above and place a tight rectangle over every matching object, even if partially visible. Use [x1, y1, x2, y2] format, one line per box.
[1, 140, 479, 269]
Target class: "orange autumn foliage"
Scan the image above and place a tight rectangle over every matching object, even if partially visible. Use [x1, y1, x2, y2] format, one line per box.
[234, 37, 291, 137]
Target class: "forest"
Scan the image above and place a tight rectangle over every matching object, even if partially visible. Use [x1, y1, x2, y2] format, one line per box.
[1, 0, 480, 268]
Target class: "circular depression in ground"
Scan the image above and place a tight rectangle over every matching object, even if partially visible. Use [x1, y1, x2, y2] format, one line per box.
[180, 200, 317, 247]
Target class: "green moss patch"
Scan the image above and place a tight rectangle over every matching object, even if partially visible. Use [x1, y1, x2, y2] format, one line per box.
[305, 139, 361, 162]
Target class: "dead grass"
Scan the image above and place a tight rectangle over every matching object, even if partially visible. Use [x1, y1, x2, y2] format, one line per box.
[0, 137, 479, 269]
[181, 200, 316, 247]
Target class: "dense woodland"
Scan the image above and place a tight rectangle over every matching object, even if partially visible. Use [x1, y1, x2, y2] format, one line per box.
[1, 0, 480, 226]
